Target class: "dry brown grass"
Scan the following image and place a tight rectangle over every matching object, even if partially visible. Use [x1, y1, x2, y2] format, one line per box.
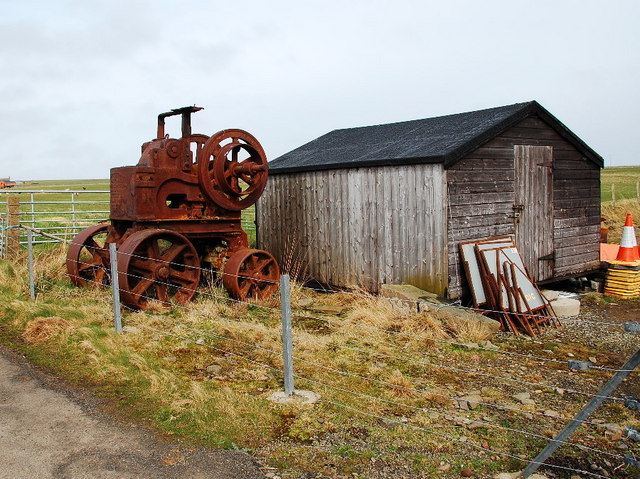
[22, 316, 71, 343]
[436, 313, 496, 342]
[34, 243, 68, 283]
[309, 287, 487, 344]
[384, 368, 418, 398]
[601, 199, 640, 244]
[280, 229, 310, 282]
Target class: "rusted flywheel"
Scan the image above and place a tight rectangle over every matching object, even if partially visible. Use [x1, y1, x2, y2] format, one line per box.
[117, 229, 201, 310]
[66, 224, 111, 287]
[198, 129, 268, 211]
[223, 248, 280, 300]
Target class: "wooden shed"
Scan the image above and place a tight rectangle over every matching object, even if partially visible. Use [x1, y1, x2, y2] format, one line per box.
[257, 101, 603, 299]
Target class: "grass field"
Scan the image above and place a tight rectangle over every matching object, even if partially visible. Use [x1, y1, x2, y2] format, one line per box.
[601, 165, 640, 202]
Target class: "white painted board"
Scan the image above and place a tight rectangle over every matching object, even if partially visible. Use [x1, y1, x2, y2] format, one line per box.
[458, 236, 514, 306]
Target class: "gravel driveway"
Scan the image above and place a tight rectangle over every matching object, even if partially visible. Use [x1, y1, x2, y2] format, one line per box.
[0, 345, 266, 479]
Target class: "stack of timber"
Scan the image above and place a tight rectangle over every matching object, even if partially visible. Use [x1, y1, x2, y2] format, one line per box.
[604, 261, 640, 298]
[459, 236, 560, 336]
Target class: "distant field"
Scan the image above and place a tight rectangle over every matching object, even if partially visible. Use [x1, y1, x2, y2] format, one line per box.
[601, 165, 640, 202]
[2, 170, 637, 246]
[16, 179, 110, 190]
[1, 179, 110, 215]
[9, 167, 640, 202]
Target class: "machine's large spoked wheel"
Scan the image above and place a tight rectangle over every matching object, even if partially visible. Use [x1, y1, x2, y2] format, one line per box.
[223, 248, 279, 301]
[117, 229, 201, 310]
[66, 224, 111, 287]
[198, 129, 268, 211]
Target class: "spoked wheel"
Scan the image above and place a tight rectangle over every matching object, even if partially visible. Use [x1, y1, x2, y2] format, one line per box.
[223, 248, 280, 301]
[66, 224, 111, 287]
[117, 229, 201, 310]
[198, 129, 268, 211]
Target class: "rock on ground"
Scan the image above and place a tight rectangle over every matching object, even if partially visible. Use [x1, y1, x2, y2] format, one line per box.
[549, 297, 581, 318]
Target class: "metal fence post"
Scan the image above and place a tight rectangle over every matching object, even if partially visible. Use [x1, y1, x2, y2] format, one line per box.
[522, 347, 640, 478]
[70, 192, 76, 233]
[280, 274, 295, 395]
[30, 192, 35, 229]
[27, 229, 35, 300]
[109, 242, 123, 333]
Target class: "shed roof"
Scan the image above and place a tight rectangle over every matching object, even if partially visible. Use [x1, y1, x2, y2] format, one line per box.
[268, 101, 604, 174]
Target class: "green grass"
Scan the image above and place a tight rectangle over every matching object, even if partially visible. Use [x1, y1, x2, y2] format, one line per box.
[601, 165, 640, 202]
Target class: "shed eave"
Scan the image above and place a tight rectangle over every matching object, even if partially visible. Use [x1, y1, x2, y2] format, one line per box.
[268, 156, 444, 176]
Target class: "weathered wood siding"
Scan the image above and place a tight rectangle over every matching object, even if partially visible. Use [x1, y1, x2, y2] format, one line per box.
[257, 164, 448, 294]
[447, 115, 600, 299]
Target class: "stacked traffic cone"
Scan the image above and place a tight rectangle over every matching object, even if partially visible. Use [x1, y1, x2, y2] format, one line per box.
[604, 213, 640, 298]
[615, 213, 640, 262]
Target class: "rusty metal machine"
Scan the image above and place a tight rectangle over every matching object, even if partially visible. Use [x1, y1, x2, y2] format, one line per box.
[66, 106, 279, 309]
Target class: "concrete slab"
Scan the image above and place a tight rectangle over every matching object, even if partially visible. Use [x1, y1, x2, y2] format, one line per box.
[379, 284, 440, 303]
[540, 289, 560, 302]
[267, 390, 320, 404]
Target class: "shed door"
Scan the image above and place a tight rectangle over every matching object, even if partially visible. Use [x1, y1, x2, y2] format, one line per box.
[514, 145, 554, 282]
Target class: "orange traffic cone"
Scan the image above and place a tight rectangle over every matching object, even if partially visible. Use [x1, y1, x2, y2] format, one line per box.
[615, 213, 640, 262]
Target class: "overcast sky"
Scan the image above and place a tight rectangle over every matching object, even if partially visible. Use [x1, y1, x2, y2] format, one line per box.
[1, 0, 638, 180]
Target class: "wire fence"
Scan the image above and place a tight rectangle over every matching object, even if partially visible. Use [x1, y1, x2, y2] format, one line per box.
[0, 190, 110, 248]
[0, 191, 257, 256]
[5, 225, 640, 478]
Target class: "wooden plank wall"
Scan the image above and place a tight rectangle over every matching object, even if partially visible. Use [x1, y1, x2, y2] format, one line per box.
[447, 115, 601, 299]
[447, 156, 516, 298]
[256, 164, 448, 294]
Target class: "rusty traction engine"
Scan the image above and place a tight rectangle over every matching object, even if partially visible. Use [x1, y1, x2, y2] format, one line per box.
[66, 106, 279, 310]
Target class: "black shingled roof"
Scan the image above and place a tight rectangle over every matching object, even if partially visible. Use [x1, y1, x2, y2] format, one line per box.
[268, 101, 603, 175]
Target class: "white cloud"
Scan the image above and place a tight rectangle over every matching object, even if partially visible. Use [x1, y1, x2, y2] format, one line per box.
[0, 0, 638, 179]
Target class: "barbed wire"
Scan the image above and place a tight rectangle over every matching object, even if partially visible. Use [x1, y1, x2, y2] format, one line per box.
[61, 235, 634, 373]
[46, 252, 639, 403]
[18, 239, 639, 476]
[135, 321, 615, 479]
[290, 332, 626, 402]
[298, 282, 630, 330]
[63, 255, 631, 404]
[291, 310, 634, 373]
[22, 223, 634, 332]
[49, 227, 633, 332]
[108, 282, 628, 435]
